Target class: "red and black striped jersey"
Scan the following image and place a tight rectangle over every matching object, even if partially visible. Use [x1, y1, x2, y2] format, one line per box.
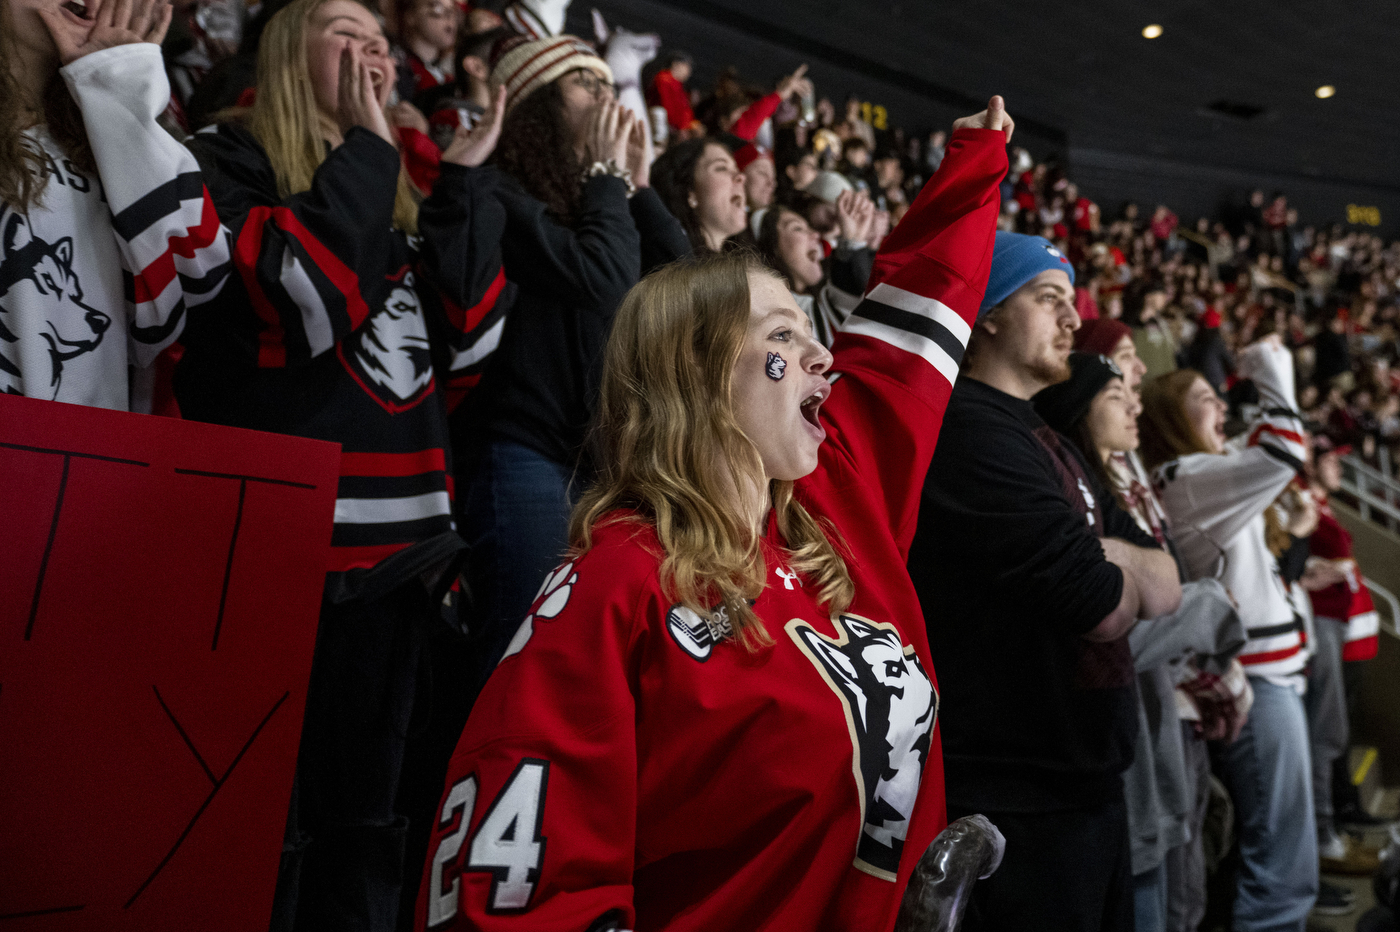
[177, 124, 509, 588]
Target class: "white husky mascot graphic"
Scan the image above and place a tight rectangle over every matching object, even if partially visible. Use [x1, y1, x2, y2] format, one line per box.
[348, 268, 433, 410]
[0, 208, 111, 398]
[788, 613, 938, 880]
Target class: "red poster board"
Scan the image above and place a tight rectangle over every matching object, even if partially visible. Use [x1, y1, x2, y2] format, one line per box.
[0, 394, 340, 930]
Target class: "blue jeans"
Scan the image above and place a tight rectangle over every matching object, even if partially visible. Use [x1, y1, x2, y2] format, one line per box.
[1218, 677, 1318, 932]
[1306, 617, 1349, 842]
[1133, 863, 1167, 932]
[461, 439, 579, 697]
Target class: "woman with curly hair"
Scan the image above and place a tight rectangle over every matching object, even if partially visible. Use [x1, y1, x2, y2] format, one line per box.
[456, 35, 691, 696]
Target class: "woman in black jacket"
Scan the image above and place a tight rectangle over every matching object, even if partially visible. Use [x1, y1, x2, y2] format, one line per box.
[456, 35, 690, 692]
[172, 0, 508, 925]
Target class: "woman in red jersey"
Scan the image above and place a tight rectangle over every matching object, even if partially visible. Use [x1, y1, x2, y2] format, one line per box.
[419, 99, 1015, 932]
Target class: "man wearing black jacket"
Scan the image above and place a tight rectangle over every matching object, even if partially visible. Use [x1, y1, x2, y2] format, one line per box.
[908, 232, 1181, 932]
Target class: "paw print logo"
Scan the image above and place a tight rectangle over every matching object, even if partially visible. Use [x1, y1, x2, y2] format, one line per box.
[500, 561, 579, 661]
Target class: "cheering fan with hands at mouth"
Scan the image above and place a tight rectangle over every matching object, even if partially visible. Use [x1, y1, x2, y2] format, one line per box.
[0, 0, 229, 409]
[36, 0, 172, 62]
[171, 1, 514, 928]
[451, 35, 691, 705]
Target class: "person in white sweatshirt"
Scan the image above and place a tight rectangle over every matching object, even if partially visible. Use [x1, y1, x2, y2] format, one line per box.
[1140, 335, 1316, 932]
[1, 0, 229, 410]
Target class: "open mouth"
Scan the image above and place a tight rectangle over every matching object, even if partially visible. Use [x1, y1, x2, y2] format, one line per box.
[61, 0, 89, 18]
[799, 384, 828, 438]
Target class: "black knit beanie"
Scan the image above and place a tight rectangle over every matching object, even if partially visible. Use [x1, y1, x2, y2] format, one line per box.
[1033, 352, 1124, 435]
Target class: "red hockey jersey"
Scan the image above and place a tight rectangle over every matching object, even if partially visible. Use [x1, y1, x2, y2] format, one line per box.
[1309, 499, 1380, 662]
[416, 127, 1007, 932]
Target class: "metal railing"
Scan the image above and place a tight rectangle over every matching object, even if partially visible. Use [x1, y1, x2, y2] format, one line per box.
[1341, 452, 1400, 534]
[1366, 576, 1400, 641]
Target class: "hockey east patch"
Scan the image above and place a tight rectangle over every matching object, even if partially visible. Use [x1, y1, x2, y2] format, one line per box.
[787, 614, 938, 881]
[664, 604, 735, 662]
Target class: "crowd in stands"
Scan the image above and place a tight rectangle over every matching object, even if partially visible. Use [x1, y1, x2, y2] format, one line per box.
[5, 0, 1399, 930]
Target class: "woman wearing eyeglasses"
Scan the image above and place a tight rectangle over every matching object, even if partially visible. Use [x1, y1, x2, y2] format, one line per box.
[453, 35, 690, 700]
[1138, 337, 1317, 932]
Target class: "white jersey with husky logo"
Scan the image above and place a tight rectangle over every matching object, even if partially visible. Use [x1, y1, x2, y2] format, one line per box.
[0, 45, 230, 411]
[0, 134, 128, 409]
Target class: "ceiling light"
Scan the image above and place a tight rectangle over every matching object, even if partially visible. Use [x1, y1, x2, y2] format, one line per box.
[1142, 24, 1163, 39]
[1315, 85, 1336, 99]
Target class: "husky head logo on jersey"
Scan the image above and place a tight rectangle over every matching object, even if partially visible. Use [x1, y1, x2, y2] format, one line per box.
[346, 267, 433, 411]
[787, 614, 938, 880]
[0, 208, 111, 398]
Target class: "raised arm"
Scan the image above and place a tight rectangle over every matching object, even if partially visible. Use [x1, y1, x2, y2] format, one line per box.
[57, 27, 230, 367]
[813, 98, 1011, 553]
[192, 125, 401, 367]
[418, 89, 513, 355]
[1155, 338, 1306, 549]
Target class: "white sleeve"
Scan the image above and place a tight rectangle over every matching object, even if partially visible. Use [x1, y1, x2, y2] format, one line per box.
[1235, 339, 1297, 412]
[61, 43, 231, 367]
[1155, 340, 1306, 549]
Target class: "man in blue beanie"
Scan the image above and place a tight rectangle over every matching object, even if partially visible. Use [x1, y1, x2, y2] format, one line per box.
[906, 233, 1181, 931]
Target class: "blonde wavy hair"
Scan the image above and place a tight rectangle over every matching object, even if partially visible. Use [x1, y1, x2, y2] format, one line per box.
[241, 0, 418, 232]
[570, 252, 854, 649]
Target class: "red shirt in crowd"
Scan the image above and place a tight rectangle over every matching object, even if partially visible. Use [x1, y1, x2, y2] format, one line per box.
[647, 69, 696, 133]
[1071, 196, 1095, 232]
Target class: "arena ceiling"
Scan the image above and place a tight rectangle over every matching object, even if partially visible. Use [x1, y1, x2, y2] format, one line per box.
[578, 0, 1400, 194]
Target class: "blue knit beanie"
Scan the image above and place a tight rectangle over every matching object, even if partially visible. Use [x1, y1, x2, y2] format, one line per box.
[978, 231, 1075, 318]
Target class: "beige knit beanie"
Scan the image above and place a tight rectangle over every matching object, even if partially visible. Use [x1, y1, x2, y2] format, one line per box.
[490, 35, 613, 115]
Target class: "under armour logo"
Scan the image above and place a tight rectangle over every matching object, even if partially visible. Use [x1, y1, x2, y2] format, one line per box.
[775, 567, 802, 589]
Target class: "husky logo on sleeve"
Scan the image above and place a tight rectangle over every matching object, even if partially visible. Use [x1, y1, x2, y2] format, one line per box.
[0, 208, 111, 397]
[787, 614, 938, 880]
[342, 266, 434, 412]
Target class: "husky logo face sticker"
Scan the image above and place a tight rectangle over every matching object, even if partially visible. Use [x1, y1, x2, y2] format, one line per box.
[342, 267, 434, 412]
[500, 561, 579, 662]
[765, 351, 786, 381]
[665, 604, 735, 662]
[787, 613, 938, 880]
[0, 208, 111, 398]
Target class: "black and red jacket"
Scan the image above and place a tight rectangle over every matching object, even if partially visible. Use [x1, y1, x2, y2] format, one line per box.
[177, 124, 511, 597]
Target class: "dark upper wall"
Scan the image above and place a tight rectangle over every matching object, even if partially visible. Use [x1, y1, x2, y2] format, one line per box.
[1070, 147, 1400, 240]
[576, 0, 1400, 237]
[572, 0, 1069, 157]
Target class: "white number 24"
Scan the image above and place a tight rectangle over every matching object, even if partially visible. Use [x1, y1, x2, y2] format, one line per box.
[427, 759, 550, 926]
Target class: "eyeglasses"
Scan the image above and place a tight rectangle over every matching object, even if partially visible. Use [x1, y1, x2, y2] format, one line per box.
[568, 69, 617, 99]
